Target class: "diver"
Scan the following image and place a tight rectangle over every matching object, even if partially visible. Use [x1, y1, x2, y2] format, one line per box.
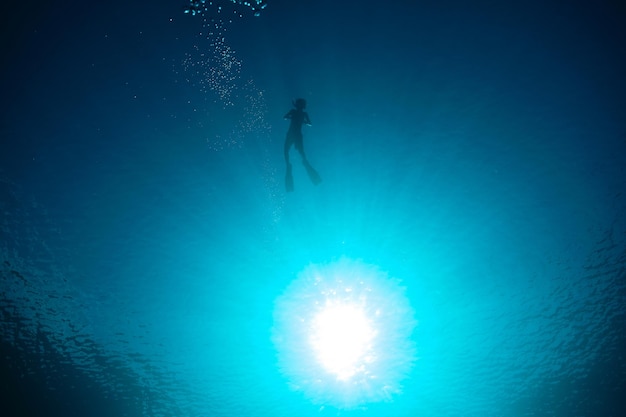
[283, 98, 321, 192]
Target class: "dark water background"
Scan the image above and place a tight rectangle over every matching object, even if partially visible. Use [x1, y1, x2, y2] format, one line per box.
[2, 1, 625, 416]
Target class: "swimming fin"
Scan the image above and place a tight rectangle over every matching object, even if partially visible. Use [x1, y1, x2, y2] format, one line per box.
[285, 164, 294, 192]
[303, 160, 322, 186]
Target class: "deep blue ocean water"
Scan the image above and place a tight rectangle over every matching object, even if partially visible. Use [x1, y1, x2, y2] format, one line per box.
[1, 1, 625, 416]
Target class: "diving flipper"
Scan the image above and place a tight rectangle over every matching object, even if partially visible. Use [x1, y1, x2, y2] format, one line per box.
[303, 160, 322, 186]
[285, 164, 294, 192]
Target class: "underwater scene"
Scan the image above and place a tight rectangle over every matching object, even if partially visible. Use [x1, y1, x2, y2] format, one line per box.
[1, 0, 625, 416]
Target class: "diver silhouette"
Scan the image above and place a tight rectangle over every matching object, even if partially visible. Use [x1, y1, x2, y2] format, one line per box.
[283, 98, 321, 192]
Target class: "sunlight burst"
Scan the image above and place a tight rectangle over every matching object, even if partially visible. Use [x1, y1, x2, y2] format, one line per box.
[272, 258, 417, 409]
[310, 302, 376, 381]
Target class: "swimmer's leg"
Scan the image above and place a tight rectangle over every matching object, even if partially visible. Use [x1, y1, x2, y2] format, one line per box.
[303, 158, 322, 186]
[285, 163, 294, 192]
[295, 139, 307, 163]
[284, 138, 294, 192]
[296, 139, 321, 186]
[284, 139, 291, 165]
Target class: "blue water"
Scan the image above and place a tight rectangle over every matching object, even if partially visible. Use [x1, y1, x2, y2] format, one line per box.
[1, 1, 625, 416]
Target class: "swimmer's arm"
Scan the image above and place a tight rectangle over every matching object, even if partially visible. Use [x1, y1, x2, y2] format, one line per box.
[304, 113, 312, 126]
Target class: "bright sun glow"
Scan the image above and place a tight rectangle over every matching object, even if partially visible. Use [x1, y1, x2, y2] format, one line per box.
[310, 303, 375, 380]
[272, 258, 417, 409]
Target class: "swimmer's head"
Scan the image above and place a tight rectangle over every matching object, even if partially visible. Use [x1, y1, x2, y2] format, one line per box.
[293, 98, 306, 109]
